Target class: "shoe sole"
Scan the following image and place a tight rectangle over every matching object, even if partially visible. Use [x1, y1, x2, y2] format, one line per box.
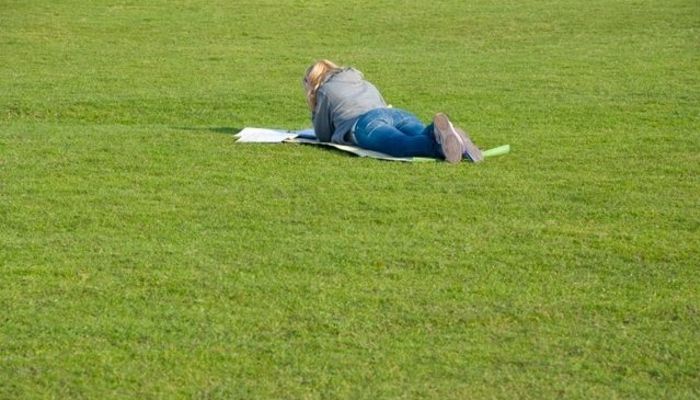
[455, 127, 484, 163]
[433, 113, 463, 164]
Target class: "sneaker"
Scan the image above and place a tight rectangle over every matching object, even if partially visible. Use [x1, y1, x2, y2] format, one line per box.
[454, 127, 484, 163]
[433, 113, 464, 164]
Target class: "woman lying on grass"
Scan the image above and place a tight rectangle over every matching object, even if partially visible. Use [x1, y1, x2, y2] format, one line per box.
[302, 59, 483, 164]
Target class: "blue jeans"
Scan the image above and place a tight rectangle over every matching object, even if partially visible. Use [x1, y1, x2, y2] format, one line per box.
[353, 108, 440, 158]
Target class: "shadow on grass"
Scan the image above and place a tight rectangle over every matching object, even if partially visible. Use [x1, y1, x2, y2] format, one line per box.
[173, 126, 242, 135]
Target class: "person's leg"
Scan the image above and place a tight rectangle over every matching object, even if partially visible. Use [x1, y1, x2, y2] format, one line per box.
[354, 108, 441, 158]
[391, 109, 471, 162]
[393, 110, 429, 137]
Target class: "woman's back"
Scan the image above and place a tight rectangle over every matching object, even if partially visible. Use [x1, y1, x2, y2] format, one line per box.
[312, 68, 386, 144]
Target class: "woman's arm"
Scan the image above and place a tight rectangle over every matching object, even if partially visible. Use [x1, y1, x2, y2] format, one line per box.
[312, 90, 333, 142]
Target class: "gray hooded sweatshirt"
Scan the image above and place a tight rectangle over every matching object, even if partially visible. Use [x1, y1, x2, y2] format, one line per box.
[312, 68, 387, 145]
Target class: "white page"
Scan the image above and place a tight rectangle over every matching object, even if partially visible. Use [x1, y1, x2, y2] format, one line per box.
[234, 127, 299, 143]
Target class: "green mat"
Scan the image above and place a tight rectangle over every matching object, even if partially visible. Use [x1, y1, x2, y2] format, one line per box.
[290, 138, 510, 163]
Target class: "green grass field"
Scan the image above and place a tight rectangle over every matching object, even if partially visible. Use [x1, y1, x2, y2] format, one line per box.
[1, 0, 698, 398]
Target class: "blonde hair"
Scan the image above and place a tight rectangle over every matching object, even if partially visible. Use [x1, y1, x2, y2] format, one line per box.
[302, 59, 340, 110]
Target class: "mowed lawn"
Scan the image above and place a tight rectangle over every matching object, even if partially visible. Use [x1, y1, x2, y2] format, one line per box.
[1, 0, 698, 398]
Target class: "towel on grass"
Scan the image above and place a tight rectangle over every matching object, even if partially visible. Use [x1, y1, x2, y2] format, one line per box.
[234, 127, 509, 162]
